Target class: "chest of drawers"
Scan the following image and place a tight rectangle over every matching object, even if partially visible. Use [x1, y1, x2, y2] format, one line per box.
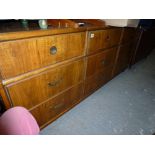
[0, 25, 136, 129]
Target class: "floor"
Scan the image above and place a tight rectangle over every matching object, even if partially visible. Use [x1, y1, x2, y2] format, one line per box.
[41, 50, 155, 135]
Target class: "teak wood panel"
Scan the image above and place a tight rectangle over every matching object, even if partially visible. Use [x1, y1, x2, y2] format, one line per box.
[6, 59, 85, 110]
[87, 28, 122, 54]
[30, 82, 84, 127]
[86, 47, 117, 78]
[0, 32, 86, 79]
[113, 43, 131, 76]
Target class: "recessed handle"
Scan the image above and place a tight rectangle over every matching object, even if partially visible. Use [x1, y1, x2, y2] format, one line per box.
[49, 103, 65, 110]
[48, 77, 63, 87]
[50, 46, 57, 55]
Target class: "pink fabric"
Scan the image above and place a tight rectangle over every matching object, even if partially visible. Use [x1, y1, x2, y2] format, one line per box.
[0, 106, 40, 135]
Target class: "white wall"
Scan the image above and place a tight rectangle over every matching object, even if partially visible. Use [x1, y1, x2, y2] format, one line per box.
[127, 19, 140, 27]
[103, 19, 140, 27]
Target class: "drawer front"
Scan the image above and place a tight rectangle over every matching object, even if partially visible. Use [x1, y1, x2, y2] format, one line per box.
[108, 28, 122, 47]
[86, 47, 117, 78]
[87, 30, 108, 54]
[113, 44, 131, 76]
[84, 66, 113, 96]
[30, 83, 84, 127]
[6, 59, 85, 109]
[121, 28, 136, 44]
[87, 28, 122, 54]
[0, 32, 86, 79]
[36, 32, 86, 67]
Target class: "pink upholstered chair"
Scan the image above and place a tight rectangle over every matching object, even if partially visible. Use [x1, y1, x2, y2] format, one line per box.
[0, 106, 40, 135]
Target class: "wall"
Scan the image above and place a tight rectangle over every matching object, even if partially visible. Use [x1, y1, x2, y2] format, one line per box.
[103, 19, 140, 27]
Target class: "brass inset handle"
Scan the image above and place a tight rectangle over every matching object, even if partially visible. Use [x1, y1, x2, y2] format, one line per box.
[50, 46, 57, 55]
[50, 103, 64, 109]
[48, 77, 63, 87]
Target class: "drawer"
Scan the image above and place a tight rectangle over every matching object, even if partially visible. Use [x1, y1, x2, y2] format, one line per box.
[121, 28, 136, 44]
[84, 66, 113, 96]
[0, 32, 86, 79]
[86, 47, 117, 78]
[6, 59, 85, 109]
[30, 83, 84, 127]
[87, 28, 122, 54]
[36, 32, 86, 67]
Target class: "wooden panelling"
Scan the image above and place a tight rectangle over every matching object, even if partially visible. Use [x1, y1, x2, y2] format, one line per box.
[87, 28, 122, 54]
[6, 59, 85, 109]
[0, 32, 86, 79]
[30, 82, 84, 128]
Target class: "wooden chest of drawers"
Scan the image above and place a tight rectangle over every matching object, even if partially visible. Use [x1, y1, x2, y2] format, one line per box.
[0, 25, 136, 129]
